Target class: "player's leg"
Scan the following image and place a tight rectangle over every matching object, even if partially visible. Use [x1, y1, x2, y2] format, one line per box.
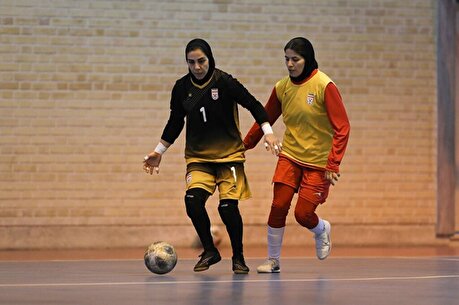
[297, 169, 331, 260]
[216, 163, 251, 274]
[184, 165, 221, 272]
[185, 187, 221, 271]
[257, 182, 296, 273]
[218, 199, 249, 274]
[257, 156, 301, 273]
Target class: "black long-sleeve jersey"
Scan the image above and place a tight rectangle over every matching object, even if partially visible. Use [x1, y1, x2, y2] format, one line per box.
[161, 69, 269, 164]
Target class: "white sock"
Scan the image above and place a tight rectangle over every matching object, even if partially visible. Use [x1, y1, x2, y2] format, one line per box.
[267, 225, 285, 260]
[310, 218, 326, 235]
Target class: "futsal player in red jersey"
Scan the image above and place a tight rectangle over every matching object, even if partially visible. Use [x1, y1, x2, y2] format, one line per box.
[143, 39, 281, 274]
[243, 37, 350, 273]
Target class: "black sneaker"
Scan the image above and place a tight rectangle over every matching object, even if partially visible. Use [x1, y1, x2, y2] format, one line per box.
[193, 250, 222, 272]
[232, 255, 249, 274]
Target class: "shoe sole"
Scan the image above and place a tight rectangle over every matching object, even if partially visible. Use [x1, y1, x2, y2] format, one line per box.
[256, 267, 280, 273]
[193, 256, 222, 272]
[233, 269, 249, 274]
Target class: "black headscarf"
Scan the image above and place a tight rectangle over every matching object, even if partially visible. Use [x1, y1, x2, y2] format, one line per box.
[284, 37, 318, 83]
[185, 38, 216, 85]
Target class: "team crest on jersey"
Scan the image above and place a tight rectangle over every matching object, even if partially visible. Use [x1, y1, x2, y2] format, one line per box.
[211, 88, 219, 100]
[306, 93, 315, 105]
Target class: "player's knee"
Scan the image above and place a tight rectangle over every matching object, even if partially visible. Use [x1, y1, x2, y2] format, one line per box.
[218, 199, 242, 228]
[184, 188, 209, 218]
[218, 199, 239, 215]
[267, 205, 290, 228]
[294, 209, 318, 229]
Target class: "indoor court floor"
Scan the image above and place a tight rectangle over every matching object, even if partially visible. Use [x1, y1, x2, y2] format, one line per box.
[0, 246, 458, 305]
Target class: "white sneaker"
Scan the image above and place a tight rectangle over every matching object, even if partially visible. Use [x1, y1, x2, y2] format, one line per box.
[314, 220, 331, 260]
[256, 258, 280, 273]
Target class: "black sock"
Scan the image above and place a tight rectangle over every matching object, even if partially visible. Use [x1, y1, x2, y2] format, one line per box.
[218, 199, 243, 258]
[185, 188, 216, 252]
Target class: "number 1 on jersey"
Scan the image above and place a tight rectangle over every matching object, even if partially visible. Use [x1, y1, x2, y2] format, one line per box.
[200, 107, 207, 122]
[230, 166, 237, 182]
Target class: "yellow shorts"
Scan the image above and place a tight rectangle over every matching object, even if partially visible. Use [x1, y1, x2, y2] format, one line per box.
[185, 162, 251, 201]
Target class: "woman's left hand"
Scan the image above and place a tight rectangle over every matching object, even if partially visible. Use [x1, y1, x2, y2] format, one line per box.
[325, 171, 340, 186]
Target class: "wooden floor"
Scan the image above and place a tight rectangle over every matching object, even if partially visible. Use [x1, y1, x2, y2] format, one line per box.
[0, 246, 458, 305]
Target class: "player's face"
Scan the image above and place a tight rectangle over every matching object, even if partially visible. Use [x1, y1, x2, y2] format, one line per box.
[285, 49, 305, 78]
[186, 49, 209, 80]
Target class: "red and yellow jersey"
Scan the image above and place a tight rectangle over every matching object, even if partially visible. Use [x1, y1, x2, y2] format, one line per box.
[244, 69, 350, 172]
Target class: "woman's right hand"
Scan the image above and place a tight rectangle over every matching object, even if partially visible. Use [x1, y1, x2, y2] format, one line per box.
[263, 133, 282, 156]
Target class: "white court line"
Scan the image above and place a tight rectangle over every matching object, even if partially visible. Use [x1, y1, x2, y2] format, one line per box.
[0, 274, 458, 288]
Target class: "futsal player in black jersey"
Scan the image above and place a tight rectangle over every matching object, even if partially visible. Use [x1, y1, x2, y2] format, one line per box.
[143, 38, 281, 274]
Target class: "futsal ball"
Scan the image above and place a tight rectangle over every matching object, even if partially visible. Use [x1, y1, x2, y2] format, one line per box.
[144, 241, 178, 275]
